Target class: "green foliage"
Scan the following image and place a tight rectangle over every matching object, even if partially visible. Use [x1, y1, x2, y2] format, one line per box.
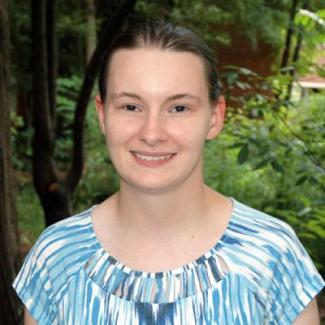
[212, 0, 288, 49]
[9, 0, 32, 91]
[57, 1, 90, 75]
[293, 8, 325, 74]
[16, 175, 44, 248]
[55, 76, 83, 167]
[11, 112, 33, 172]
[134, 0, 231, 45]
[204, 75, 325, 275]
[169, 0, 231, 45]
[135, 0, 289, 49]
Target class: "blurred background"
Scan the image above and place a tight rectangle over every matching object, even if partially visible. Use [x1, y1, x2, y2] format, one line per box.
[1, 0, 324, 323]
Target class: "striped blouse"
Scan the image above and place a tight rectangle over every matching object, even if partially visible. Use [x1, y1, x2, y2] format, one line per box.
[13, 199, 324, 324]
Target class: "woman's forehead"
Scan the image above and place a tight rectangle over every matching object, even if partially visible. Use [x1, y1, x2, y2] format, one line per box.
[107, 48, 209, 97]
[110, 48, 205, 68]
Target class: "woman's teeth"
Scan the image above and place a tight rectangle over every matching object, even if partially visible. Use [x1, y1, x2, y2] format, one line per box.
[135, 153, 172, 161]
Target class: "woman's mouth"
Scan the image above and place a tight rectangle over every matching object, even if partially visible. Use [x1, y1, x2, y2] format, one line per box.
[131, 151, 176, 167]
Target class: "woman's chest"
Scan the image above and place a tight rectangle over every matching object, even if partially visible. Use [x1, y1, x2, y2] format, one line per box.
[58, 270, 265, 325]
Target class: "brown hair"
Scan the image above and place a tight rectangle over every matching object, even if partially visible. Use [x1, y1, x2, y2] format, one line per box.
[98, 21, 220, 103]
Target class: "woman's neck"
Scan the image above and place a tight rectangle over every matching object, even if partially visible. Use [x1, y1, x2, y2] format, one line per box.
[111, 181, 223, 239]
[94, 179, 232, 272]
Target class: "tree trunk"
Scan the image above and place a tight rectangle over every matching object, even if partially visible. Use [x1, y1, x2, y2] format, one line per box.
[30, 0, 137, 226]
[291, 0, 309, 67]
[85, 0, 97, 63]
[0, 0, 21, 323]
[280, 0, 299, 69]
[286, 1, 308, 99]
[31, 0, 70, 226]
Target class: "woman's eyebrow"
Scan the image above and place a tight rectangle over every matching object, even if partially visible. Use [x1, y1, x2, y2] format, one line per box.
[165, 93, 202, 104]
[110, 92, 141, 100]
[110, 92, 201, 103]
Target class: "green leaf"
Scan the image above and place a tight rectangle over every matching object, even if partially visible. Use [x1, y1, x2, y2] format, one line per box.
[254, 159, 269, 170]
[296, 175, 308, 186]
[309, 176, 319, 185]
[238, 143, 249, 164]
[226, 72, 238, 85]
[271, 160, 284, 173]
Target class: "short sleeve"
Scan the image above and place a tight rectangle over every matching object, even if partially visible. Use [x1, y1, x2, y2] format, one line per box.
[12, 230, 59, 325]
[265, 224, 324, 324]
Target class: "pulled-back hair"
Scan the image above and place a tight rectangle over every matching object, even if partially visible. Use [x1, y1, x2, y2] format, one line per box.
[98, 21, 220, 103]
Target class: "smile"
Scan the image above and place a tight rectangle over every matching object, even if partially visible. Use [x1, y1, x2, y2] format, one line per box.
[134, 153, 173, 161]
[131, 151, 176, 167]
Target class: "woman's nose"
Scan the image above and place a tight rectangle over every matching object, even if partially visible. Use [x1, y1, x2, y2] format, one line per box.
[138, 113, 168, 146]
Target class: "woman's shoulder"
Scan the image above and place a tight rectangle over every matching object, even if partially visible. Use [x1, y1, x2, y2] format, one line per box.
[12, 206, 98, 324]
[229, 198, 301, 253]
[221, 198, 314, 278]
[38, 206, 95, 243]
[26, 206, 97, 270]
[224, 199, 323, 286]
[226, 199, 324, 322]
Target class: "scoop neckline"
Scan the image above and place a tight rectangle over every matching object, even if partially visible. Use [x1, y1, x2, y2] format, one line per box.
[88, 197, 236, 277]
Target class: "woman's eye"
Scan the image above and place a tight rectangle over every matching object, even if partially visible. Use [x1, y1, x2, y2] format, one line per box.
[123, 104, 139, 112]
[170, 105, 189, 113]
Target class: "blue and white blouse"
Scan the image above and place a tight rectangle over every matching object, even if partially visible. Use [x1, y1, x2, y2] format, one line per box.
[13, 199, 324, 324]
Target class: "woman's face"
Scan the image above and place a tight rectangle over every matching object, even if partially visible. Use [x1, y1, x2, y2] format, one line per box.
[96, 48, 225, 194]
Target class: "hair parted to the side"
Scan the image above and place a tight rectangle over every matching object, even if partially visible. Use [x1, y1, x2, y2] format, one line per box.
[98, 21, 221, 103]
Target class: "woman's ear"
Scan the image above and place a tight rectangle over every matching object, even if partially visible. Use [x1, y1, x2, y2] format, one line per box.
[206, 96, 226, 140]
[95, 95, 106, 135]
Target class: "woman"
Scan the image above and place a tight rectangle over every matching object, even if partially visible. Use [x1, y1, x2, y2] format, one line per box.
[14, 21, 324, 324]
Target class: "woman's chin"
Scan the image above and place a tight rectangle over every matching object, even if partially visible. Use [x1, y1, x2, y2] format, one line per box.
[121, 176, 181, 195]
